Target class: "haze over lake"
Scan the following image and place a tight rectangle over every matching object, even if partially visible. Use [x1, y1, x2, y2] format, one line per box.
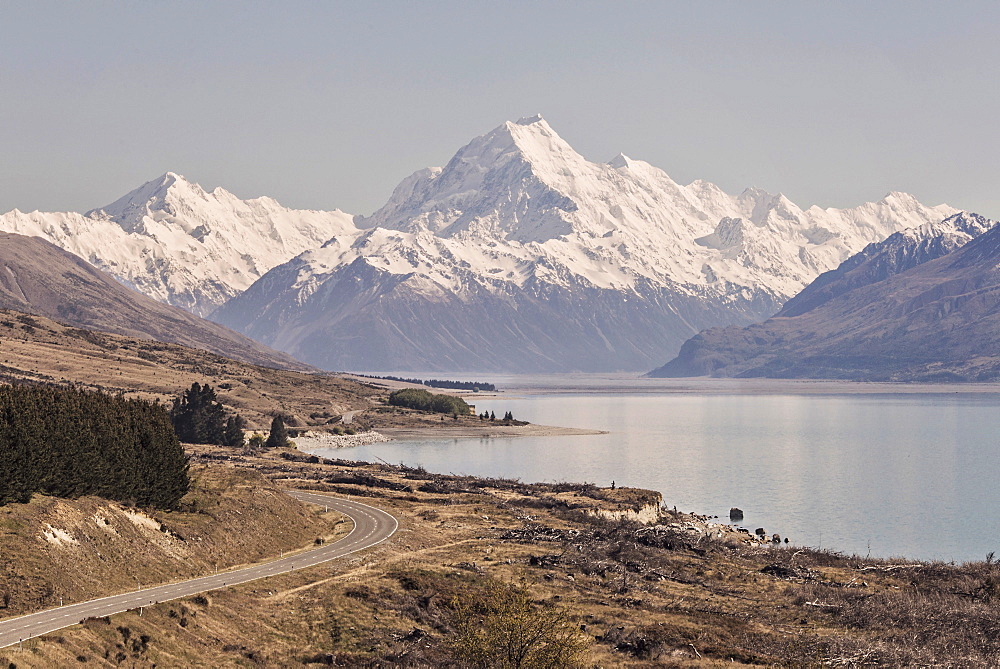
[311, 377, 1000, 563]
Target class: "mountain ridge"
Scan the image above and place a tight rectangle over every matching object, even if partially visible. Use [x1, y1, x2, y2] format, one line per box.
[0, 231, 310, 370]
[649, 212, 1000, 381]
[0, 173, 356, 316]
[213, 116, 957, 372]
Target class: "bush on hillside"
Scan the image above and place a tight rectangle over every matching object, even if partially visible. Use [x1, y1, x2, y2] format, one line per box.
[388, 389, 471, 415]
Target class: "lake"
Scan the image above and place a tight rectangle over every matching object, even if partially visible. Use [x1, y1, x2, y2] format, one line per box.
[308, 376, 1000, 563]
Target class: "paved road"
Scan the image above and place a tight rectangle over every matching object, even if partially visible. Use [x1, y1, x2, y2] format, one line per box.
[0, 491, 397, 649]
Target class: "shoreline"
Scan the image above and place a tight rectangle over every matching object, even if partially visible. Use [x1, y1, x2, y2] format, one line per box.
[293, 422, 606, 450]
[338, 371, 1000, 396]
[499, 375, 1000, 395]
[378, 422, 606, 440]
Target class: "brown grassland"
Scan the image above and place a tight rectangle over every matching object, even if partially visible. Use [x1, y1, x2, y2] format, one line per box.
[0, 310, 374, 429]
[1, 313, 999, 665]
[2, 443, 1000, 667]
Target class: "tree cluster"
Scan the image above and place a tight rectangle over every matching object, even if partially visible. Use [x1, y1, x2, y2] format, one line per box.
[358, 374, 496, 392]
[479, 410, 516, 421]
[0, 385, 189, 509]
[170, 382, 246, 447]
[388, 389, 471, 415]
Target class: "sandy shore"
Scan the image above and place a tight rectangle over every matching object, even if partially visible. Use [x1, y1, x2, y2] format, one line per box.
[379, 423, 605, 441]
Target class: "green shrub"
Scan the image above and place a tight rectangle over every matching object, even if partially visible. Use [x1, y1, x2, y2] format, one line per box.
[388, 389, 471, 415]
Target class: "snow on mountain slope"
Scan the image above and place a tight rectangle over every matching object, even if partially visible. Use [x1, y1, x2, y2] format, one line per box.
[0, 173, 356, 316]
[777, 211, 995, 318]
[648, 212, 1000, 380]
[214, 115, 957, 372]
[351, 115, 955, 299]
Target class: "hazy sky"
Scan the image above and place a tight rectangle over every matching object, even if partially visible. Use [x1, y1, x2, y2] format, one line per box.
[2, 1, 998, 219]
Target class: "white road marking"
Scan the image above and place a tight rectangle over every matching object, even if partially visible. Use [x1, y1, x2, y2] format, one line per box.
[0, 492, 396, 649]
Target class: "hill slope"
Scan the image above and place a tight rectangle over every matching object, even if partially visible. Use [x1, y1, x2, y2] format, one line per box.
[0, 232, 308, 370]
[213, 115, 954, 372]
[649, 212, 1000, 381]
[0, 308, 372, 428]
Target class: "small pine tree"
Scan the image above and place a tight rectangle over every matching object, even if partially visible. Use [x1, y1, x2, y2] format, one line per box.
[221, 415, 247, 447]
[171, 382, 226, 444]
[265, 415, 289, 448]
[490, 411, 496, 421]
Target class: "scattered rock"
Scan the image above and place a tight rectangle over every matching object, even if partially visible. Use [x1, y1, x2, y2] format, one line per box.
[294, 430, 390, 450]
[729, 507, 744, 521]
[453, 561, 482, 573]
[761, 563, 817, 581]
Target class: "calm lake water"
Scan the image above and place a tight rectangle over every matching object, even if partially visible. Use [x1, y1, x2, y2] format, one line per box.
[310, 377, 1000, 563]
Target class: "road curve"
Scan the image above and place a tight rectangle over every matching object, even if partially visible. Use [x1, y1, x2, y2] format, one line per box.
[0, 491, 397, 649]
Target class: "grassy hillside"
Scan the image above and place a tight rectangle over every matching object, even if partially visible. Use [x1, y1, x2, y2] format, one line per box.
[0, 232, 307, 371]
[0, 309, 376, 428]
[5, 446, 1000, 666]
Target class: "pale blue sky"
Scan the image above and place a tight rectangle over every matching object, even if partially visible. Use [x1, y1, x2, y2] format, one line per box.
[2, 1, 998, 218]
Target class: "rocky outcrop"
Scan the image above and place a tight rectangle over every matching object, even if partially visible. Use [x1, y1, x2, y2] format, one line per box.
[294, 431, 391, 450]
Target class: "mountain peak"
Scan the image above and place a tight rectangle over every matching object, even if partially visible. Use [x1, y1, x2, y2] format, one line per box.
[515, 113, 545, 126]
[608, 153, 632, 169]
[86, 172, 209, 232]
[881, 191, 919, 205]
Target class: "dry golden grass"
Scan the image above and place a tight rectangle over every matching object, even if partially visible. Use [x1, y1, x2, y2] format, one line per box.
[0, 464, 349, 619]
[7, 445, 999, 667]
[0, 309, 377, 429]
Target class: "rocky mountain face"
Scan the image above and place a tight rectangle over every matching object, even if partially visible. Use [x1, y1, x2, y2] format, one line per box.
[0, 232, 309, 370]
[649, 212, 1000, 381]
[213, 116, 955, 372]
[0, 173, 355, 316]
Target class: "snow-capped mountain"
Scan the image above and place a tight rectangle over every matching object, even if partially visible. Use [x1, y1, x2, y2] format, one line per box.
[213, 115, 957, 372]
[648, 212, 1000, 380]
[777, 211, 995, 318]
[0, 173, 355, 316]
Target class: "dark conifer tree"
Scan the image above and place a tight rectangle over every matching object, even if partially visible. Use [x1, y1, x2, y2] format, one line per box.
[170, 382, 239, 445]
[222, 414, 247, 447]
[0, 385, 188, 509]
[265, 415, 289, 448]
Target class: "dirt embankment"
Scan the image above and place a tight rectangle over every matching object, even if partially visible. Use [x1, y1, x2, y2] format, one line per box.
[0, 466, 347, 619]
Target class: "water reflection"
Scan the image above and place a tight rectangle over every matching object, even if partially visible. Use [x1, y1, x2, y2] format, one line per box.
[308, 391, 1000, 562]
